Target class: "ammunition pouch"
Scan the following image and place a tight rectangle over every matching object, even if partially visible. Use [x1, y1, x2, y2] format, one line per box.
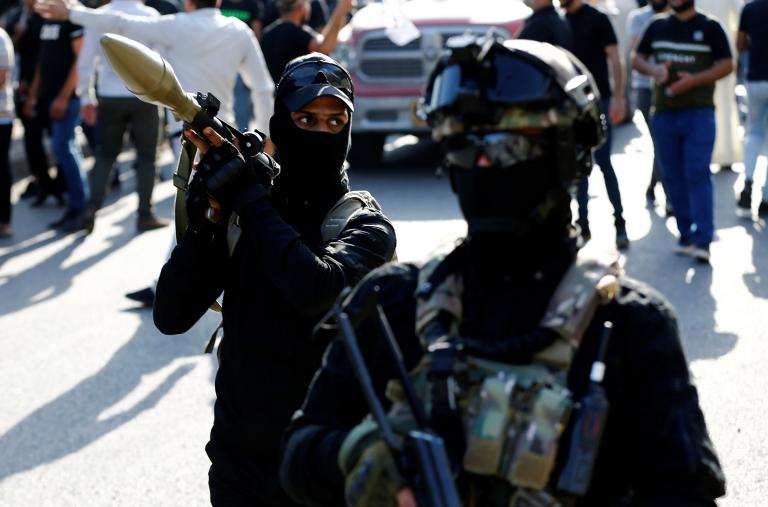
[460, 357, 571, 491]
[407, 247, 622, 504]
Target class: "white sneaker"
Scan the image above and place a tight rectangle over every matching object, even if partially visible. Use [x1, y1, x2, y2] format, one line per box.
[674, 243, 695, 256]
[691, 247, 710, 263]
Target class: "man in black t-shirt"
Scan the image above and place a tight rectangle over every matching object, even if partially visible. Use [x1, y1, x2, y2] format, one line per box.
[5, 0, 62, 203]
[633, 0, 733, 262]
[220, 0, 263, 34]
[736, 0, 768, 216]
[260, 0, 352, 84]
[145, 0, 180, 16]
[518, 0, 573, 51]
[562, 0, 628, 250]
[24, 19, 90, 232]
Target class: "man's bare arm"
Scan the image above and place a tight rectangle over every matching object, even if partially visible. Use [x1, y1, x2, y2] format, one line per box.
[633, 51, 668, 82]
[736, 31, 749, 54]
[308, 0, 353, 55]
[667, 58, 734, 97]
[605, 44, 626, 124]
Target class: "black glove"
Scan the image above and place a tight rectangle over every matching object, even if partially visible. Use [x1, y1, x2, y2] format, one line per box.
[184, 172, 219, 236]
[195, 138, 252, 212]
[195, 136, 280, 213]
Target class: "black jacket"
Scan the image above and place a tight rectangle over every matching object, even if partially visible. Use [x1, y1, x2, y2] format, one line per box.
[153, 183, 396, 482]
[280, 244, 726, 507]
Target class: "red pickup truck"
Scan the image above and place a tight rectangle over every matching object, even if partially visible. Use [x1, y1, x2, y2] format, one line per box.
[334, 0, 531, 164]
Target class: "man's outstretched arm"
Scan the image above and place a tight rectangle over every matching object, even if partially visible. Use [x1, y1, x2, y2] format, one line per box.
[36, 0, 178, 47]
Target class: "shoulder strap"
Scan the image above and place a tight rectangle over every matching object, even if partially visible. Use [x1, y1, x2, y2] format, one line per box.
[173, 138, 198, 243]
[414, 246, 466, 344]
[320, 190, 382, 244]
[533, 248, 622, 369]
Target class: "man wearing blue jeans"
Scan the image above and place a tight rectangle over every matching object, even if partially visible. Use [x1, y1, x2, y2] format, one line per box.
[25, 18, 89, 233]
[736, 0, 768, 216]
[634, 0, 733, 263]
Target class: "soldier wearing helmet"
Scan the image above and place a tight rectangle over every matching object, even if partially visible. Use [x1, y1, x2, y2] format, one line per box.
[279, 37, 725, 507]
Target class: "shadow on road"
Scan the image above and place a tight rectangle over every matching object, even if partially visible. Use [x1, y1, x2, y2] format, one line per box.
[0, 188, 173, 318]
[348, 138, 461, 222]
[0, 308, 206, 481]
[622, 171, 742, 362]
[740, 217, 768, 300]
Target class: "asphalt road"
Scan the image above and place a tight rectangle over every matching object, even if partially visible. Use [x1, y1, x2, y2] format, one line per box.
[0, 117, 766, 506]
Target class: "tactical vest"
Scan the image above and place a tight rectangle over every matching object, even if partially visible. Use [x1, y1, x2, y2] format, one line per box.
[204, 190, 393, 355]
[391, 247, 621, 506]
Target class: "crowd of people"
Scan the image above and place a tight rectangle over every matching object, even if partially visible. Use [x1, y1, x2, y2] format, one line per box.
[520, 0, 765, 263]
[0, 0, 352, 238]
[0, 0, 765, 505]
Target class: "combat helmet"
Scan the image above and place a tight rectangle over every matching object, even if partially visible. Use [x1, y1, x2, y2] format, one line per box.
[421, 35, 604, 178]
[418, 35, 606, 235]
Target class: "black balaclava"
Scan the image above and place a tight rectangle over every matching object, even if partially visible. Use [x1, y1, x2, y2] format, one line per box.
[269, 100, 351, 226]
[449, 145, 577, 277]
[650, 0, 668, 12]
[671, 0, 694, 13]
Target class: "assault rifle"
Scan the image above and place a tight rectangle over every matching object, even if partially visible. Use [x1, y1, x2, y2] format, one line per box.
[321, 287, 462, 507]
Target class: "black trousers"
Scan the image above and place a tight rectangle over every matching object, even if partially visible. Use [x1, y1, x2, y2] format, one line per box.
[88, 96, 159, 217]
[15, 92, 62, 195]
[207, 439, 304, 507]
[0, 122, 14, 223]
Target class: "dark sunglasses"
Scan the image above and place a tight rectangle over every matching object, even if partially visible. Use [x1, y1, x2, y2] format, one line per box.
[445, 132, 549, 169]
[279, 61, 353, 94]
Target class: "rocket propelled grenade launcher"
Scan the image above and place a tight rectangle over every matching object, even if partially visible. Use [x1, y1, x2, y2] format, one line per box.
[99, 33, 276, 250]
[99, 33, 236, 142]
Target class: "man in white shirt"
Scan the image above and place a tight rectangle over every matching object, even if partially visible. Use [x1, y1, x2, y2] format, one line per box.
[696, 0, 744, 170]
[77, 0, 168, 233]
[36, 0, 275, 134]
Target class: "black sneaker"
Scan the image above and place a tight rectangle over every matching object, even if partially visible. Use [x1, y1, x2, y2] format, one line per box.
[758, 201, 768, 217]
[126, 287, 155, 307]
[615, 223, 629, 250]
[48, 209, 79, 229]
[20, 181, 39, 199]
[645, 186, 656, 205]
[737, 180, 752, 210]
[577, 221, 591, 242]
[59, 211, 92, 234]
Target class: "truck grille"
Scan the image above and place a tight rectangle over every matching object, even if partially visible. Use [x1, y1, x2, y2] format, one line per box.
[356, 27, 506, 83]
[362, 37, 421, 52]
[360, 58, 423, 78]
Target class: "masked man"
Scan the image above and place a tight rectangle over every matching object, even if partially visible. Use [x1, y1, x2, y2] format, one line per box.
[280, 38, 726, 507]
[153, 53, 396, 506]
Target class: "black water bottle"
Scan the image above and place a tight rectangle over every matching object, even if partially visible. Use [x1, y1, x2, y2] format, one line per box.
[556, 322, 612, 496]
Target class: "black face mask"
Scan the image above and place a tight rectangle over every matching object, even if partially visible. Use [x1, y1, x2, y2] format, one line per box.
[450, 153, 571, 240]
[671, 0, 694, 13]
[269, 102, 351, 204]
[651, 0, 668, 12]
